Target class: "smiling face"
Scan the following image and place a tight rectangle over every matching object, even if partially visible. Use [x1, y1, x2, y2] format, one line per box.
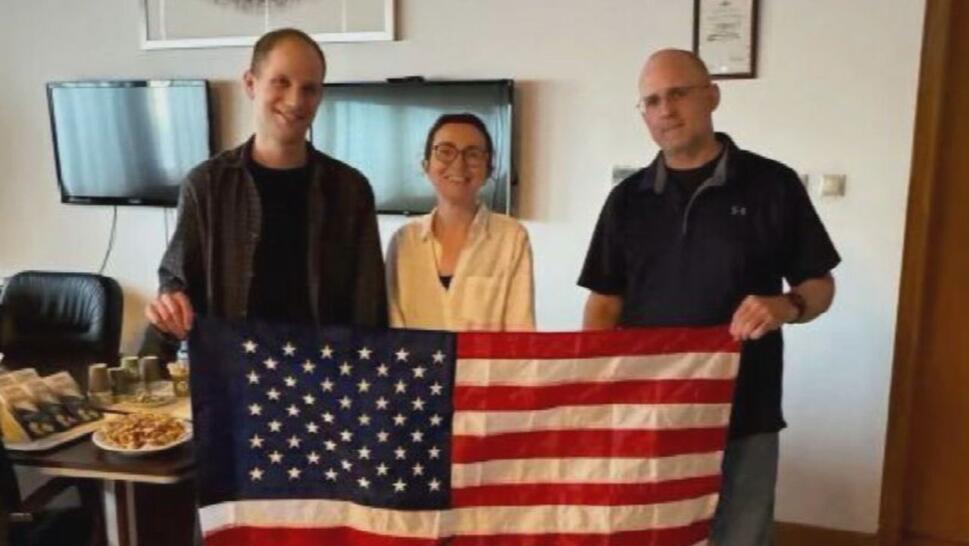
[638, 50, 720, 162]
[423, 122, 491, 210]
[243, 37, 325, 147]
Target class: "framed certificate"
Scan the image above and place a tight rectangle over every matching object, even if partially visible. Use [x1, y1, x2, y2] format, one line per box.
[693, 0, 759, 79]
[140, 0, 395, 50]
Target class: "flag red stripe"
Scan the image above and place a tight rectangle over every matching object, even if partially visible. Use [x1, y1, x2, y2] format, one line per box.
[457, 326, 736, 359]
[454, 379, 735, 410]
[451, 427, 728, 462]
[451, 475, 721, 507]
[449, 521, 712, 546]
[205, 525, 437, 546]
[205, 521, 711, 546]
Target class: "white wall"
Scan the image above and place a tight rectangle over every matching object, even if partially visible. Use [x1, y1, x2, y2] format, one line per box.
[0, 0, 924, 533]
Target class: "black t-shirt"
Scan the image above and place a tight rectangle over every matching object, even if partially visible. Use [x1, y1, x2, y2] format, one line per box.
[666, 146, 724, 211]
[578, 134, 841, 439]
[246, 158, 313, 323]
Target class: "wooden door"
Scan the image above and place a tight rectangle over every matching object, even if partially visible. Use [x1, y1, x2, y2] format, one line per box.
[880, 1, 969, 545]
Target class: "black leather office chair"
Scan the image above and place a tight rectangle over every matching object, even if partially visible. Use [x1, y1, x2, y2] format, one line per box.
[0, 271, 123, 387]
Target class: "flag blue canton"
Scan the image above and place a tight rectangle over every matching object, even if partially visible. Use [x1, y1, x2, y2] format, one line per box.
[190, 320, 456, 510]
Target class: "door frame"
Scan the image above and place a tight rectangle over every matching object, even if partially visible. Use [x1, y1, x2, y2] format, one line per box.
[878, 1, 954, 545]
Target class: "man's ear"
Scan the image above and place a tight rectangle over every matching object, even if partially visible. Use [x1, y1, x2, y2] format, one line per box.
[421, 159, 430, 174]
[243, 70, 256, 100]
[708, 83, 721, 112]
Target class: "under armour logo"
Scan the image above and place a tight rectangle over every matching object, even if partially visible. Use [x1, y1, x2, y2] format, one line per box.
[731, 205, 747, 216]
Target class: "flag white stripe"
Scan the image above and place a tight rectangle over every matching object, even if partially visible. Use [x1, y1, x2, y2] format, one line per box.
[451, 452, 724, 487]
[452, 403, 731, 435]
[200, 495, 718, 537]
[455, 352, 738, 386]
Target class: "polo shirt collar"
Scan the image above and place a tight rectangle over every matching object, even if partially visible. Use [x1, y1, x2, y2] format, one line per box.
[419, 202, 491, 241]
[639, 132, 737, 194]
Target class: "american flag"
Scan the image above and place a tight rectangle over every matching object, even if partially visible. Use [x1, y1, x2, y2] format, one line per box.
[189, 318, 739, 546]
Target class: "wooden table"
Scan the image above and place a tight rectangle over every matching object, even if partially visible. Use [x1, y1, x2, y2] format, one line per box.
[9, 436, 197, 546]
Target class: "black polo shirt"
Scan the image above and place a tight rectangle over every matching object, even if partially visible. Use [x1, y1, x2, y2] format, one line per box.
[578, 133, 840, 439]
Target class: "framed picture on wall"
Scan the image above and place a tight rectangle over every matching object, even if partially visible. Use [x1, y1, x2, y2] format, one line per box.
[692, 0, 759, 79]
[140, 0, 395, 50]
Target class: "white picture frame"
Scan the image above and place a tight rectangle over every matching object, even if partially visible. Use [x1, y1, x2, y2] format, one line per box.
[140, 0, 395, 50]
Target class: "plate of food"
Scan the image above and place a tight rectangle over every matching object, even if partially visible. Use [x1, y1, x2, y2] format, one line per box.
[92, 412, 192, 456]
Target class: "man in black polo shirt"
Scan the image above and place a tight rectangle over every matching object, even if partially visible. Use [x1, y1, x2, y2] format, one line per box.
[146, 28, 387, 338]
[579, 49, 839, 545]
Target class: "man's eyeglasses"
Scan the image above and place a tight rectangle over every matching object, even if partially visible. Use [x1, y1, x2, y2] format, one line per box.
[636, 83, 711, 113]
[431, 143, 490, 168]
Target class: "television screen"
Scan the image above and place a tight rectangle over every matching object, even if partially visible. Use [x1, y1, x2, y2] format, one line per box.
[47, 80, 211, 207]
[311, 80, 514, 215]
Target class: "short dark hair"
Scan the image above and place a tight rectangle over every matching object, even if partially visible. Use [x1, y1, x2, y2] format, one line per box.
[250, 28, 326, 77]
[423, 113, 495, 175]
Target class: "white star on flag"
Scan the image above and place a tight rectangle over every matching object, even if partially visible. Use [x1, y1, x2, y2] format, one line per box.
[249, 467, 264, 481]
[287, 467, 301, 480]
[248, 403, 262, 416]
[357, 347, 372, 360]
[320, 345, 334, 359]
[268, 451, 283, 464]
[395, 348, 409, 362]
[431, 350, 445, 363]
[249, 434, 264, 448]
[282, 343, 296, 356]
[263, 358, 278, 370]
[302, 360, 315, 373]
[247, 371, 260, 384]
[242, 340, 258, 353]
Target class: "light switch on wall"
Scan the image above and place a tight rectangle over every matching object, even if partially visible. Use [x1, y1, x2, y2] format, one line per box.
[612, 166, 640, 185]
[819, 174, 847, 197]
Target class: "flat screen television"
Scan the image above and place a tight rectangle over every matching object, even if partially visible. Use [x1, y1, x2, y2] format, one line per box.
[46, 80, 212, 207]
[311, 79, 514, 215]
